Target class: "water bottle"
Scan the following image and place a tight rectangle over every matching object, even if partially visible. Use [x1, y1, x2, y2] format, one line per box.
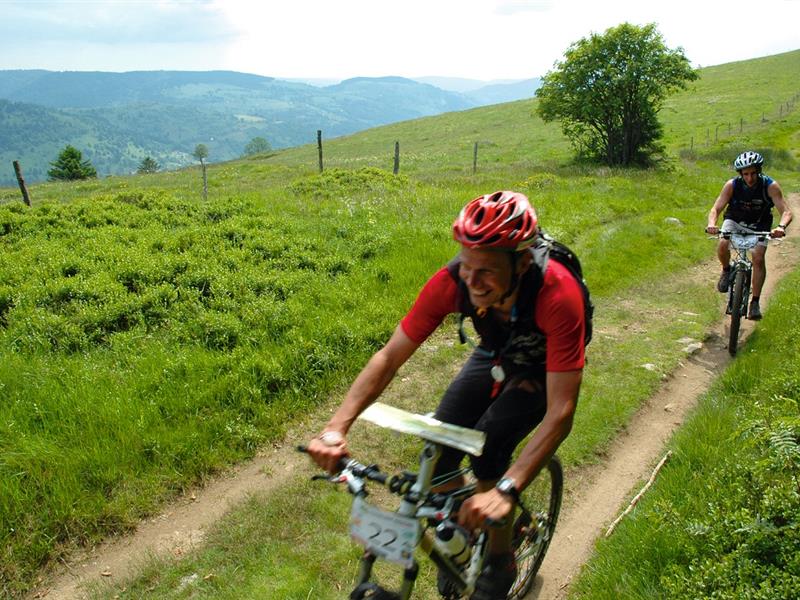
[433, 521, 472, 566]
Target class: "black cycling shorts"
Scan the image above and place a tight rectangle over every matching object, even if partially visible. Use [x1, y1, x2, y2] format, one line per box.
[433, 351, 547, 481]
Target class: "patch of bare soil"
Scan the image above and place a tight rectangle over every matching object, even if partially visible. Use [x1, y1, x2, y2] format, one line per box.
[31, 195, 799, 600]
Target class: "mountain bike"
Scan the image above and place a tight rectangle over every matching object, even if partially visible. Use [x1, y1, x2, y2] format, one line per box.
[300, 402, 562, 599]
[717, 231, 772, 356]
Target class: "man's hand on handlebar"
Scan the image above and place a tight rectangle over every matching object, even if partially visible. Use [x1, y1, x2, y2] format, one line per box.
[705, 225, 720, 235]
[307, 430, 349, 474]
[457, 488, 514, 531]
[770, 226, 787, 238]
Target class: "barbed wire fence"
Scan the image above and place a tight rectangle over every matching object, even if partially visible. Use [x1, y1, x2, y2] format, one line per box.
[684, 92, 799, 155]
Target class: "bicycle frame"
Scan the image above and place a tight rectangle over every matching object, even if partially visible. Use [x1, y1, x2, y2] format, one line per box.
[303, 402, 559, 600]
[719, 231, 771, 355]
[724, 232, 758, 316]
[350, 440, 490, 599]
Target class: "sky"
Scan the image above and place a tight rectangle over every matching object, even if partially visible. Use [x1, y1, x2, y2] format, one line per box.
[0, 0, 798, 82]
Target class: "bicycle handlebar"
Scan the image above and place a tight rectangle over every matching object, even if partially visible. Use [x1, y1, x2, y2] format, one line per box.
[296, 445, 388, 485]
[707, 229, 775, 239]
[298, 445, 515, 527]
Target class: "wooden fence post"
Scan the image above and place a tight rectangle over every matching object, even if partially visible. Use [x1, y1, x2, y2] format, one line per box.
[690, 136, 693, 151]
[393, 141, 400, 175]
[317, 130, 324, 173]
[473, 142, 478, 174]
[13, 160, 31, 206]
[201, 160, 208, 201]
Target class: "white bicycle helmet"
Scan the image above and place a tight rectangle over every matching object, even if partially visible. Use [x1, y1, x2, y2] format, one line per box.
[734, 151, 764, 172]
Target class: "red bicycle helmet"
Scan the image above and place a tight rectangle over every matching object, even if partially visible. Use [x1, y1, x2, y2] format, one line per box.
[453, 191, 538, 251]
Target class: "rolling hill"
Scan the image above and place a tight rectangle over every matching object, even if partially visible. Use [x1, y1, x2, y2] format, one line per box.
[0, 70, 478, 185]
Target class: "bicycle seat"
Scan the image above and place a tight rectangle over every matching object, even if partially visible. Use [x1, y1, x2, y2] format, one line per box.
[360, 402, 486, 456]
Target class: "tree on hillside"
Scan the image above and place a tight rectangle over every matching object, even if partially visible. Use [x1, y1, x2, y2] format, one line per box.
[137, 156, 160, 174]
[536, 23, 697, 166]
[193, 143, 209, 200]
[243, 136, 272, 157]
[47, 145, 98, 181]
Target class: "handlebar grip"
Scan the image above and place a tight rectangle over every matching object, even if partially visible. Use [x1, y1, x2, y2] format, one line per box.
[298, 443, 353, 474]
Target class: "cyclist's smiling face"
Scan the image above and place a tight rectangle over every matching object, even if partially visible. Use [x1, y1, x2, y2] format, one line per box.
[740, 166, 759, 188]
[458, 247, 522, 310]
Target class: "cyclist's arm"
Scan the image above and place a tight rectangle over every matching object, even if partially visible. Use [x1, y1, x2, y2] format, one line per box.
[769, 181, 792, 236]
[327, 325, 420, 434]
[308, 325, 420, 473]
[707, 180, 734, 232]
[505, 369, 581, 489]
[307, 269, 456, 472]
[457, 370, 581, 530]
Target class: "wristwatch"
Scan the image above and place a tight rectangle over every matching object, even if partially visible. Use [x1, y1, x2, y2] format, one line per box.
[495, 477, 520, 503]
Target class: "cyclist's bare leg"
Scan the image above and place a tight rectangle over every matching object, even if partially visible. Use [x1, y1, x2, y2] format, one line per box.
[717, 238, 731, 267]
[752, 245, 767, 297]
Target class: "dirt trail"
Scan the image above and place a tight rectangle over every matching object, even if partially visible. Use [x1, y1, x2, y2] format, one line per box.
[33, 195, 799, 600]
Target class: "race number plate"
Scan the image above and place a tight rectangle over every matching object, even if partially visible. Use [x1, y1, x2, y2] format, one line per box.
[349, 496, 420, 568]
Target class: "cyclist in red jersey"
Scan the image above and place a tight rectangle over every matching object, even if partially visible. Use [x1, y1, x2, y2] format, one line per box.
[308, 191, 586, 598]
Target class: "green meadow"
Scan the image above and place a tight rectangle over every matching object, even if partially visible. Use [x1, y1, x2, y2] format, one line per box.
[1, 49, 799, 597]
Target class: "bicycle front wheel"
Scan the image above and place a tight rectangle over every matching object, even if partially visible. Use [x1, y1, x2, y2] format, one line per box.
[507, 456, 563, 599]
[728, 268, 746, 356]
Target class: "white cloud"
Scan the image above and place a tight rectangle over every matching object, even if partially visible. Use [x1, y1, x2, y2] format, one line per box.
[0, 0, 797, 80]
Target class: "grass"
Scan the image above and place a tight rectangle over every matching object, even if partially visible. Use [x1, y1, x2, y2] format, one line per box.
[570, 264, 800, 600]
[0, 49, 798, 597]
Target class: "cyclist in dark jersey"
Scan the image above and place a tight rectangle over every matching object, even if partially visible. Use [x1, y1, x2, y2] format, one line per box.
[706, 151, 792, 320]
[308, 191, 586, 598]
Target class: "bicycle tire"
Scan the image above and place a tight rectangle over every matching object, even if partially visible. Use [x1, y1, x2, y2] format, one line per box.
[507, 456, 563, 599]
[350, 582, 402, 600]
[728, 268, 746, 356]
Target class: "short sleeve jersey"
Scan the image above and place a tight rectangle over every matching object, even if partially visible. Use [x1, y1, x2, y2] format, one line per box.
[400, 260, 586, 372]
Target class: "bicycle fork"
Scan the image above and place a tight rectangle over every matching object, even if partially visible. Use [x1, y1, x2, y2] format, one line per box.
[353, 551, 418, 600]
[352, 443, 442, 599]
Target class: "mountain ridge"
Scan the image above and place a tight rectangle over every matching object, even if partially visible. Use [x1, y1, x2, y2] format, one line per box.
[1, 70, 492, 185]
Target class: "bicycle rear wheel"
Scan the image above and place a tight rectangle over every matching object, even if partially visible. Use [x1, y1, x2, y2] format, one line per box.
[728, 269, 746, 356]
[507, 456, 563, 599]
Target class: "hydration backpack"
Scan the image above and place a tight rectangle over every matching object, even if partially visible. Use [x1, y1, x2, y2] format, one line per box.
[536, 231, 593, 346]
[448, 231, 594, 349]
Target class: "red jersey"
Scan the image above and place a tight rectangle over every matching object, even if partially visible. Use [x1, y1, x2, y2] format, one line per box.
[400, 259, 586, 372]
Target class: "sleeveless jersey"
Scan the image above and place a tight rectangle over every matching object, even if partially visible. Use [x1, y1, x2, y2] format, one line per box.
[723, 174, 775, 229]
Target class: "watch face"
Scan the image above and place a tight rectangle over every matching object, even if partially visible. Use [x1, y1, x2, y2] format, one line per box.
[497, 477, 516, 495]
